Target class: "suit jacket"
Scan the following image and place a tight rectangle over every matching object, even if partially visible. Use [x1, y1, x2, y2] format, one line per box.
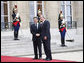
[30, 23, 42, 41]
[41, 20, 51, 40]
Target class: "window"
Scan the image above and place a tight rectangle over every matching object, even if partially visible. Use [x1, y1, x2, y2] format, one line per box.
[1, 1, 9, 29]
[37, 1, 42, 15]
[61, 1, 72, 28]
[29, 1, 44, 25]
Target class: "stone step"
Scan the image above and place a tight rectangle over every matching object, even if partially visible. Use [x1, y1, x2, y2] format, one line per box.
[1, 28, 83, 56]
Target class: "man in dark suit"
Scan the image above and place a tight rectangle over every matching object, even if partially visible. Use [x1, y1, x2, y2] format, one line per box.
[40, 16, 52, 61]
[30, 17, 42, 60]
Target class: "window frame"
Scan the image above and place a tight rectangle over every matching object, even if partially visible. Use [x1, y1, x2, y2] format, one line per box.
[1, 1, 10, 29]
[61, 1, 72, 22]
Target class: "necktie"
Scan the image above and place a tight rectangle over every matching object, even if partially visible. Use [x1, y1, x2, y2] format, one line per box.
[37, 23, 38, 29]
[40, 22, 44, 28]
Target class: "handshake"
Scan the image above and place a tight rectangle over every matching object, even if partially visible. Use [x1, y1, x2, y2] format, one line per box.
[36, 33, 40, 37]
[36, 33, 47, 40]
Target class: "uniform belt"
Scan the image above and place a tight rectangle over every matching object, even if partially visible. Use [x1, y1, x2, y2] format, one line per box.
[59, 27, 66, 32]
[13, 21, 20, 26]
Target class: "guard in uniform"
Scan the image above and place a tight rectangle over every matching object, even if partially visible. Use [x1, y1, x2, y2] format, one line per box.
[58, 13, 67, 47]
[12, 5, 21, 40]
[37, 9, 42, 22]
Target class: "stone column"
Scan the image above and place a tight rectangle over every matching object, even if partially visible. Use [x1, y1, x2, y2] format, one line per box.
[1, 1, 5, 29]
[44, 1, 61, 28]
[29, 1, 35, 26]
[71, 1, 83, 34]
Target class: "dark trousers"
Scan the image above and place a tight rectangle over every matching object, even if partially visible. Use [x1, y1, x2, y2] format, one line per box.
[60, 29, 66, 45]
[33, 38, 42, 58]
[13, 24, 20, 39]
[14, 30, 19, 39]
[42, 39, 52, 59]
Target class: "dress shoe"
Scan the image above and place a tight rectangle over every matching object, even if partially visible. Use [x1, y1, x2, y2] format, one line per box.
[14, 38, 17, 40]
[33, 57, 38, 60]
[14, 38, 19, 40]
[44, 58, 52, 61]
[43, 57, 48, 60]
[61, 45, 67, 47]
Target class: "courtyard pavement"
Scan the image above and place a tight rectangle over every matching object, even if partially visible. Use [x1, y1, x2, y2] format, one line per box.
[1, 27, 83, 56]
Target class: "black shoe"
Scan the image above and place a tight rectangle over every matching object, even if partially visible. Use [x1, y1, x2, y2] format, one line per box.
[43, 57, 48, 60]
[61, 45, 67, 47]
[14, 38, 19, 40]
[16, 39, 19, 40]
[14, 38, 17, 40]
[44, 58, 52, 61]
[33, 57, 38, 60]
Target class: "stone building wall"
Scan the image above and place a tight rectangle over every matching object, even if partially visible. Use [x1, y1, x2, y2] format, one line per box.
[9, 1, 83, 29]
[9, 1, 30, 29]
[71, 1, 83, 27]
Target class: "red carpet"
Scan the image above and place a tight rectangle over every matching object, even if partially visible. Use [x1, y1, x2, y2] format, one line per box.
[1, 56, 76, 62]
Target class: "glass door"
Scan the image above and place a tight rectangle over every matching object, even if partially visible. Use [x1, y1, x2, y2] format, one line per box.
[1, 1, 8, 29]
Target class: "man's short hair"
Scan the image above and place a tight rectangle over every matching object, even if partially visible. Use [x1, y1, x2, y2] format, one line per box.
[40, 15, 45, 19]
[33, 17, 38, 19]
